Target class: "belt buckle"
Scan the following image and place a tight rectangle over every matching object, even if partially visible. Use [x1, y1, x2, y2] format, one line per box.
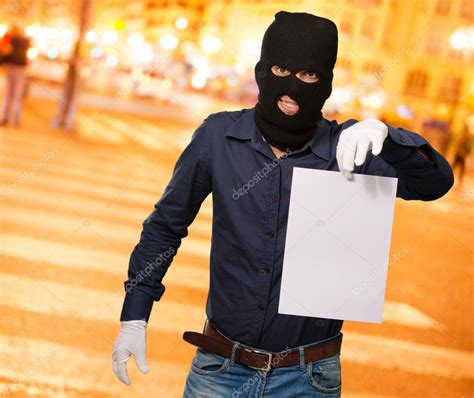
[243, 347, 273, 372]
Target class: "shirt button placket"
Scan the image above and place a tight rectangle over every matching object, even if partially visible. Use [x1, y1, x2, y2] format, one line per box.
[254, 164, 281, 343]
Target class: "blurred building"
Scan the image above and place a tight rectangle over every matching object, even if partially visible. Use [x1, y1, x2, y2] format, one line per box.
[198, 0, 473, 151]
[0, 0, 473, 149]
[0, 0, 76, 28]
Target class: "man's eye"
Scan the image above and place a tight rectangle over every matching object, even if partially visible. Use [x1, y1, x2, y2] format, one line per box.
[306, 71, 317, 78]
[271, 66, 291, 77]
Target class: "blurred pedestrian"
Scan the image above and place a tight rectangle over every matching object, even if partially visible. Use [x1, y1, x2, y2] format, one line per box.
[0, 24, 30, 127]
[452, 129, 473, 183]
[50, 57, 79, 130]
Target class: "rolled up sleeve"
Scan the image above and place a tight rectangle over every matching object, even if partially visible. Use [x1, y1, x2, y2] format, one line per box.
[120, 118, 213, 321]
[360, 124, 454, 201]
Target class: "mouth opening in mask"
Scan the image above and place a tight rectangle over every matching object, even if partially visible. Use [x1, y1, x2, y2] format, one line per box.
[277, 94, 299, 116]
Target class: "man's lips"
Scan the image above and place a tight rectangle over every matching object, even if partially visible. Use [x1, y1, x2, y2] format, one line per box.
[278, 95, 299, 115]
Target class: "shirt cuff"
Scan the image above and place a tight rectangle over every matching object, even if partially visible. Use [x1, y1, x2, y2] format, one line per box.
[120, 289, 154, 322]
[379, 125, 435, 166]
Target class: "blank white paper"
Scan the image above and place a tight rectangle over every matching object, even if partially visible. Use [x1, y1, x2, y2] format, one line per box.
[278, 168, 398, 323]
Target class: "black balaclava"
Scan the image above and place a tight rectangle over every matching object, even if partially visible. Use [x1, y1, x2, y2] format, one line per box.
[254, 11, 338, 151]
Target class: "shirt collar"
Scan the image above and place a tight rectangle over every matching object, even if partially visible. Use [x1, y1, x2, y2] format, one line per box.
[224, 107, 332, 161]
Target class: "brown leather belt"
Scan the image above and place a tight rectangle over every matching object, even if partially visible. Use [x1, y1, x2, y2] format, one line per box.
[182, 320, 342, 372]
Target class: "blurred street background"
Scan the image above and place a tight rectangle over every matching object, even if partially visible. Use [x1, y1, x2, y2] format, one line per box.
[0, 0, 473, 397]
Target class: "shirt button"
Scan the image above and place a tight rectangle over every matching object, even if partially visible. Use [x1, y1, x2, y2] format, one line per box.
[400, 135, 406, 143]
[267, 231, 275, 238]
[257, 304, 264, 311]
[272, 195, 278, 203]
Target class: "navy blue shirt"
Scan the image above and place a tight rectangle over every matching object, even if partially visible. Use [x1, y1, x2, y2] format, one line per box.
[120, 107, 453, 351]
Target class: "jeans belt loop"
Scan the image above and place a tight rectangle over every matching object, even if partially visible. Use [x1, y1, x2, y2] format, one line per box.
[299, 346, 305, 371]
[230, 342, 239, 366]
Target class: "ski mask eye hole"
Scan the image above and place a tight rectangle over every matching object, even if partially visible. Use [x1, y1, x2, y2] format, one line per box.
[271, 65, 291, 77]
[295, 70, 320, 83]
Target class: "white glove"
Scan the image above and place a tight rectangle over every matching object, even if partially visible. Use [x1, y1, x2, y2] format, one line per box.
[112, 320, 149, 385]
[336, 118, 388, 180]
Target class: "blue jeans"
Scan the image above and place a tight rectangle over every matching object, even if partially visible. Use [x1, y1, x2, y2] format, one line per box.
[183, 333, 342, 397]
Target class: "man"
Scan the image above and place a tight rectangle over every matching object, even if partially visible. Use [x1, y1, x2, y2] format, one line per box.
[0, 24, 30, 127]
[112, 11, 454, 397]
